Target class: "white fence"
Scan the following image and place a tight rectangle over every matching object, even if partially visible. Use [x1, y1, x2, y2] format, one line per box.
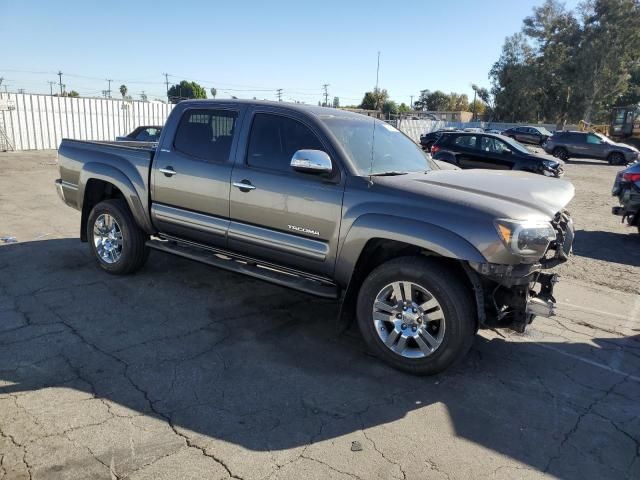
[396, 119, 446, 143]
[0, 93, 173, 151]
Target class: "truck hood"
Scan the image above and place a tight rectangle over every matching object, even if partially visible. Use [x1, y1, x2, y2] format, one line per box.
[376, 169, 575, 219]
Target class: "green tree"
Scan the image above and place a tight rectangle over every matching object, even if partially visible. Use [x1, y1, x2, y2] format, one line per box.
[398, 103, 411, 114]
[447, 92, 469, 111]
[67, 90, 79, 98]
[333, 96, 340, 108]
[359, 88, 389, 110]
[168, 80, 208, 104]
[382, 100, 398, 116]
[119, 84, 128, 98]
[490, 0, 640, 125]
[210, 87, 217, 99]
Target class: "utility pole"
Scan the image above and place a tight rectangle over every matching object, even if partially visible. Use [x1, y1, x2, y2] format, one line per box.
[410, 95, 414, 109]
[48, 81, 56, 96]
[57, 71, 63, 95]
[163, 73, 170, 102]
[322, 84, 330, 107]
[276, 88, 283, 102]
[106, 79, 113, 98]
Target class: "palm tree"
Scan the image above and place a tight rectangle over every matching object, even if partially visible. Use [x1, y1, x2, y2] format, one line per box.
[119, 84, 128, 98]
[210, 87, 217, 99]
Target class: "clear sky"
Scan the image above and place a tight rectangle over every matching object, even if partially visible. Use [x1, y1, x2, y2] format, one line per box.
[0, 0, 580, 105]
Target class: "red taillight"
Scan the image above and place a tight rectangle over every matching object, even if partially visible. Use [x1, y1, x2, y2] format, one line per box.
[431, 145, 440, 154]
[623, 172, 640, 183]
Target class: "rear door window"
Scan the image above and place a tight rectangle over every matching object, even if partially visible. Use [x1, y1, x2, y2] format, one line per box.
[452, 135, 478, 149]
[246, 113, 324, 173]
[174, 109, 237, 162]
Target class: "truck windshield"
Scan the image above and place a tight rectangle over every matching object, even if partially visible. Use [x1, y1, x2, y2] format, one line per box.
[321, 116, 436, 175]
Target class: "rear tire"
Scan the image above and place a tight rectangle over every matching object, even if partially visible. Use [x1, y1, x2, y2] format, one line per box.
[356, 256, 476, 375]
[87, 199, 149, 275]
[553, 147, 569, 161]
[608, 152, 626, 166]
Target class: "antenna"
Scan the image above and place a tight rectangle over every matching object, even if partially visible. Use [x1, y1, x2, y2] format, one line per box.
[368, 51, 381, 183]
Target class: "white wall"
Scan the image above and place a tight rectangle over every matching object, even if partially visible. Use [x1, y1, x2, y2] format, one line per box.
[0, 93, 173, 151]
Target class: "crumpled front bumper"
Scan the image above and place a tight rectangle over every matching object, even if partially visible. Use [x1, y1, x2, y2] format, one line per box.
[466, 210, 574, 332]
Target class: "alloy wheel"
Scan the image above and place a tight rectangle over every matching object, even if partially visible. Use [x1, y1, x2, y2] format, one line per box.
[372, 281, 446, 358]
[93, 213, 123, 264]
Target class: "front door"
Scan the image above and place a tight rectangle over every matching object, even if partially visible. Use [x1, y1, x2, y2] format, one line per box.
[475, 136, 517, 169]
[228, 110, 345, 277]
[151, 107, 241, 247]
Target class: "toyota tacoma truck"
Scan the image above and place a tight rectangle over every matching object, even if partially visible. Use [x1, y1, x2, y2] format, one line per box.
[56, 100, 575, 375]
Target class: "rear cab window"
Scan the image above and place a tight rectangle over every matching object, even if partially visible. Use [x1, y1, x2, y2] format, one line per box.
[174, 109, 237, 162]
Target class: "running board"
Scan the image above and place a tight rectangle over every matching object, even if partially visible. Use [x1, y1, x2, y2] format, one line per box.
[146, 238, 340, 299]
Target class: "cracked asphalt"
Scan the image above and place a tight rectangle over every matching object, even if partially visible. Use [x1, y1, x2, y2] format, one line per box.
[1, 150, 639, 480]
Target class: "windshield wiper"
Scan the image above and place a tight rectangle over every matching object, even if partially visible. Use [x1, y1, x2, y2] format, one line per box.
[369, 171, 408, 176]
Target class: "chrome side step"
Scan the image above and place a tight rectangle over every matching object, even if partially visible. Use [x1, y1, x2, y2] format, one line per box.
[146, 238, 340, 299]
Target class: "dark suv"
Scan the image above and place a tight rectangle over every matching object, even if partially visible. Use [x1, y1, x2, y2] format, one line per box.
[431, 132, 563, 177]
[502, 126, 552, 145]
[543, 131, 639, 165]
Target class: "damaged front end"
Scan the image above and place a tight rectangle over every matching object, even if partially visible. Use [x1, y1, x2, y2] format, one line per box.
[466, 210, 574, 333]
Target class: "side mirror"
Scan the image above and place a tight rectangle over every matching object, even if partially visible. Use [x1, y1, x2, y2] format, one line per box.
[290, 149, 332, 174]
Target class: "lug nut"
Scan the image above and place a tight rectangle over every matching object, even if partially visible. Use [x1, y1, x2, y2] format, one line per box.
[401, 323, 407, 330]
[411, 326, 417, 332]
[417, 318, 422, 324]
[412, 308, 417, 313]
[396, 314, 402, 319]
[403, 307, 407, 311]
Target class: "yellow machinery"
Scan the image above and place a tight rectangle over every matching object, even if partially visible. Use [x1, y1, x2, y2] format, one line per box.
[578, 119, 609, 136]
[579, 106, 640, 148]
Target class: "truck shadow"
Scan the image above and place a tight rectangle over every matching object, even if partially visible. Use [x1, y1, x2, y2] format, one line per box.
[573, 229, 640, 267]
[1, 238, 638, 479]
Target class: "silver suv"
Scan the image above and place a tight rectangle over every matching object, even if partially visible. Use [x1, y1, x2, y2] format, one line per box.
[544, 131, 639, 165]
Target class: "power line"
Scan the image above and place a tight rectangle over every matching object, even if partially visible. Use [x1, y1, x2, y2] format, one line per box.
[106, 79, 113, 98]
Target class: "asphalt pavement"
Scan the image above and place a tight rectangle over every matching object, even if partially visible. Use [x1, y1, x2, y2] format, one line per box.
[0, 151, 638, 480]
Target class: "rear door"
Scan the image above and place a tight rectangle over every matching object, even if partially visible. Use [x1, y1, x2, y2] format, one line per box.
[228, 108, 345, 277]
[446, 134, 482, 168]
[151, 105, 243, 247]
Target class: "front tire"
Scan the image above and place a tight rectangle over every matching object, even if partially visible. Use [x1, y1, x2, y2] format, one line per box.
[87, 199, 149, 275]
[608, 152, 626, 165]
[356, 257, 475, 375]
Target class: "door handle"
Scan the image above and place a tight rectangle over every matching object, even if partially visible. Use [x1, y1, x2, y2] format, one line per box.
[159, 167, 177, 177]
[233, 180, 256, 192]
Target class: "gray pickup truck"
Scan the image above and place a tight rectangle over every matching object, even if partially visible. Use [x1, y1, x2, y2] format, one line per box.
[56, 100, 575, 375]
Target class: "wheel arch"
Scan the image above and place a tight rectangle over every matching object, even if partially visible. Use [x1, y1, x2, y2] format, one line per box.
[78, 163, 153, 241]
[335, 215, 484, 327]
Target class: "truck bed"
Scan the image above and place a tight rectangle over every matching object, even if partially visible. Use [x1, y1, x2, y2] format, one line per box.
[56, 138, 155, 220]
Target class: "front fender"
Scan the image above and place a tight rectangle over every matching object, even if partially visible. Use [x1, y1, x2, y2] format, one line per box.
[334, 214, 486, 286]
[78, 162, 153, 233]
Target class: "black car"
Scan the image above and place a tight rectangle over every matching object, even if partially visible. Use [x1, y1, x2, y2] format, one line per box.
[419, 128, 460, 151]
[431, 132, 563, 177]
[502, 126, 552, 145]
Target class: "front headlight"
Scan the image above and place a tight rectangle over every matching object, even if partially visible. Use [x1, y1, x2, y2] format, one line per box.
[495, 219, 556, 258]
[542, 160, 559, 169]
